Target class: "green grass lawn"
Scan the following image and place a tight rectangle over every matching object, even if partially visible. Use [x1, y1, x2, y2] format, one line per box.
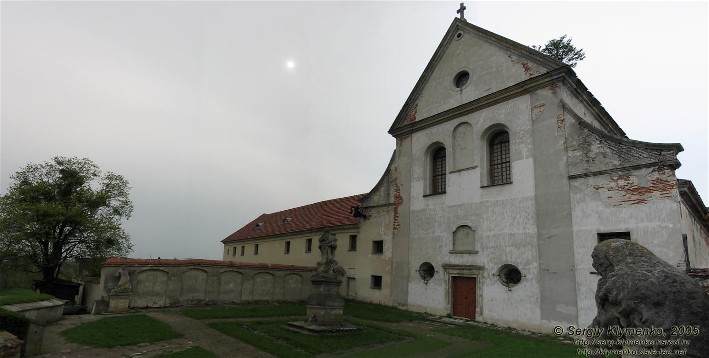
[437, 324, 577, 358]
[182, 300, 426, 322]
[157, 346, 216, 358]
[209, 319, 409, 358]
[57, 301, 575, 357]
[196, 301, 574, 357]
[61, 314, 182, 347]
[343, 336, 451, 358]
[344, 300, 427, 322]
[0, 288, 54, 306]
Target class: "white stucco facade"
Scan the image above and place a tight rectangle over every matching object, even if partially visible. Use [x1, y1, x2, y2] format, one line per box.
[222, 18, 709, 333]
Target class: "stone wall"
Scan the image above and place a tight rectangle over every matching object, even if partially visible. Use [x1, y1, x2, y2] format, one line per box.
[0, 299, 65, 357]
[81, 277, 102, 311]
[101, 258, 316, 309]
[0, 331, 22, 358]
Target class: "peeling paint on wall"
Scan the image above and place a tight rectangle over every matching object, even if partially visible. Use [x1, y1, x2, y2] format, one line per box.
[531, 102, 545, 121]
[591, 168, 677, 206]
[556, 114, 565, 134]
[392, 176, 403, 234]
[507, 54, 540, 77]
[566, 119, 679, 178]
[407, 103, 418, 124]
[396, 135, 411, 149]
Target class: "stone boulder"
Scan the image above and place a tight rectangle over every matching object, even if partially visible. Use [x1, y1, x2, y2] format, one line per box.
[590, 239, 709, 358]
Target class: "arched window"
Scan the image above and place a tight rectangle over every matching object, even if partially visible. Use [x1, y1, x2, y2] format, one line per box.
[431, 147, 447, 194]
[489, 131, 511, 185]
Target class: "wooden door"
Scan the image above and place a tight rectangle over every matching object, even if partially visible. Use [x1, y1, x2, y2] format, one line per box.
[451, 276, 476, 319]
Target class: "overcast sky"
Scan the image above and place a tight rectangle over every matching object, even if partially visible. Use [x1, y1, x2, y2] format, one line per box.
[2, 1, 707, 260]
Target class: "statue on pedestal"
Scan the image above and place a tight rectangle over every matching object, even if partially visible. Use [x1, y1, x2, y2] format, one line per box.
[289, 229, 359, 332]
[111, 266, 132, 294]
[316, 230, 339, 277]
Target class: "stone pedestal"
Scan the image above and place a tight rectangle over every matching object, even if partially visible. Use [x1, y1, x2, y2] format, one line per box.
[288, 274, 360, 333]
[305, 275, 344, 326]
[289, 230, 360, 333]
[107, 293, 131, 313]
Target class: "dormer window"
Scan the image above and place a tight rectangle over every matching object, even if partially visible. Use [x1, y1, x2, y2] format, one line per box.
[255, 222, 264, 229]
[282, 217, 292, 224]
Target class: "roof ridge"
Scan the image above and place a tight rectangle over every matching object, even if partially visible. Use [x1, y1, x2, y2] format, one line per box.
[222, 193, 366, 243]
[266, 193, 366, 215]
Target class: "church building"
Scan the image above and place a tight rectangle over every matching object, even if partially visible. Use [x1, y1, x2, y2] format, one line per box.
[222, 17, 709, 332]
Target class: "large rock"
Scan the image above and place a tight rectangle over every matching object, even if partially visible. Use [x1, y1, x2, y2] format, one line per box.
[590, 239, 709, 357]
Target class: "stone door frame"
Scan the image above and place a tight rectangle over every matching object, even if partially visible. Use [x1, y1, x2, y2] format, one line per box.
[442, 264, 484, 319]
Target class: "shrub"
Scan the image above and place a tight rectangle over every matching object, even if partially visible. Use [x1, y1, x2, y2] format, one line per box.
[0, 308, 30, 341]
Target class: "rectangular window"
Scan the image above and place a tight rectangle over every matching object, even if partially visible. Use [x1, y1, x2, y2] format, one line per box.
[431, 147, 447, 194]
[489, 132, 511, 185]
[232, 247, 236, 256]
[305, 238, 312, 253]
[370, 275, 382, 290]
[254, 244, 259, 255]
[597, 232, 631, 242]
[372, 240, 383, 254]
[349, 235, 357, 251]
[284, 241, 291, 254]
[240, 246, 245, 256]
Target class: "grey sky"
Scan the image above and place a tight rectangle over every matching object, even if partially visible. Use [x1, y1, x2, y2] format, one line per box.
[2, 1, 707, 260]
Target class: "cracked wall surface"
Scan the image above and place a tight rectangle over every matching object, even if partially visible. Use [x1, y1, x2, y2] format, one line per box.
[566, 119, 679, 178]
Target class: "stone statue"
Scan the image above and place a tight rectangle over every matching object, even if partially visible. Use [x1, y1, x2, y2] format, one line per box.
[296, 229, 349, 330]
[588, 239, 709, 358]
[315, 230, 339, 276]
[111, 266, 132, 293]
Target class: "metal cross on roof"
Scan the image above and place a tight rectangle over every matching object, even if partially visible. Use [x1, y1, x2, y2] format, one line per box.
[457, 2, 466, 20]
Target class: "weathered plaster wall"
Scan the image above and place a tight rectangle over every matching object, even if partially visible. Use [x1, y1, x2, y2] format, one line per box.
[356, 181, 395, 305]
[529, 87, 579, 328]
[559, 86, 610, 134]
[100, 259, 316, 308]
[222, 229, 361, 298]
[565, 117, 679, 179]
[223, 229, 358, 266]
[680, 201, 709, 268]
[81, 279, 102, 311]
[569, 171, 685, 327]
[390, 138, 413, 307]
[403, 92, 549, 331]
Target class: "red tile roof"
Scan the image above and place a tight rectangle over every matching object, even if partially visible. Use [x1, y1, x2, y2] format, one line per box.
[104, 258, 315, 271]
[222, 194, 364, 244]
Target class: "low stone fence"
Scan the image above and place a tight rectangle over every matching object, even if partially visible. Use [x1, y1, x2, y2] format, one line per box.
[0, 299, 65, 356]
[100, 258, 317, 311]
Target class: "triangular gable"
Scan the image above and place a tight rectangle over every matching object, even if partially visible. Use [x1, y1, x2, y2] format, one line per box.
[389, 18, 565, 134]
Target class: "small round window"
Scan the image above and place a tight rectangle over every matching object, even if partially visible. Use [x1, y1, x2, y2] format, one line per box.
[497, 264, 522, 287]
[454, 71, 470, 89]
[455, 31, 464, 40]
[418, 262, 435, 283]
